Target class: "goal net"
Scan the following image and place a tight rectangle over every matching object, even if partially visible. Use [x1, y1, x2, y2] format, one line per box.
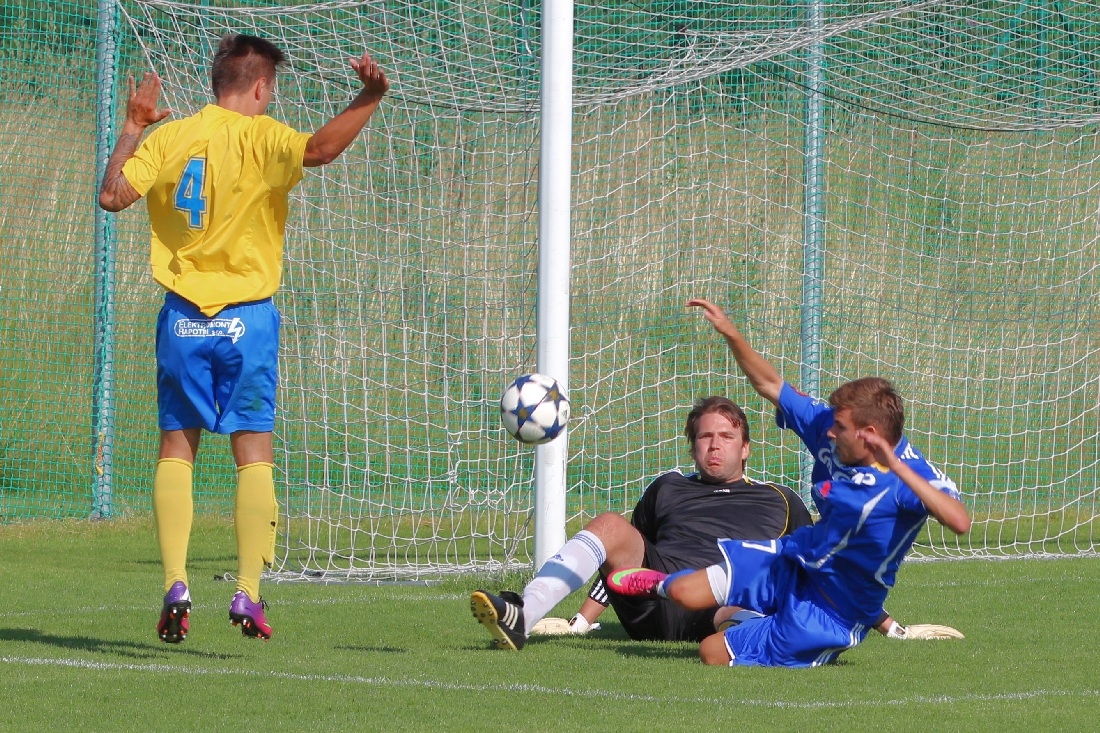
[113, 0, 1100, 579]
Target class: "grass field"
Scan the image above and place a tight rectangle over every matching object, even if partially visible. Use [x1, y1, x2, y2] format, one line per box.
[1, 515, 1097, 732]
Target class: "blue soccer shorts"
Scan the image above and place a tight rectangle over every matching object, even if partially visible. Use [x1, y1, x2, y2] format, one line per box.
[155, 292, 280, 434]
[713, 538, 868, 668]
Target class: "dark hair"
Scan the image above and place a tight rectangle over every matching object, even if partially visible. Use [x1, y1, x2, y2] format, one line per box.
[828, 376, 905, 445]
[211, 34, 286, 98]
[684, 396, 750, 445]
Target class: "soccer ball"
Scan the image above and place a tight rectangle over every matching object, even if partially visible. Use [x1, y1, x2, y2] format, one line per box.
[499, 373, 570, 444]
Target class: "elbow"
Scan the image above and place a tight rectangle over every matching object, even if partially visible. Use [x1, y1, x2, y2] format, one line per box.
[98, 192, 121, 212]
[303, 142, 342, 168]
[755, 376, 784, 406]
[952, 516, 972, 535]
[943, 511, 972, 536]
[307, 151, 339, 167]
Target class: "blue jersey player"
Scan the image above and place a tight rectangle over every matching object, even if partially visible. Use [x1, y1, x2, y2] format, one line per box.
[608, 298, 971, 667]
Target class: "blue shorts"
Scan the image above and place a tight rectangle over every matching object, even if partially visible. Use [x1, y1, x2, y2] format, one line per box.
[155, 293, 280, 434]
[715, 538, 868, 668]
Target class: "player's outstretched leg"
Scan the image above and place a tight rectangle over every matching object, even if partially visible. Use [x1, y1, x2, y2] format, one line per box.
[606, 568, 669, 598]
[158, 581, 192, 644]
[470, 590, 526, 650]
[229, 591, 273, 640]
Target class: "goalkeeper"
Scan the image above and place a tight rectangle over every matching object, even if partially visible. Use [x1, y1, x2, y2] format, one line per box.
[605, 298, 971, 667]
[471, 397, 946, 649]
[98, 34, 388, 643]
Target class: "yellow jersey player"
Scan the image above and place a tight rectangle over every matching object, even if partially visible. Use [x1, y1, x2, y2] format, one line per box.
[98, 34, 388, 643]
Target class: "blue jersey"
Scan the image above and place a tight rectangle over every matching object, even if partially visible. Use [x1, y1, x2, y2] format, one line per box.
[774, 383, 960, 625]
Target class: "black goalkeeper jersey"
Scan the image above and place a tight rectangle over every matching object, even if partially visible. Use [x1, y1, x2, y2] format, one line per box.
[628, 470, 813, 571]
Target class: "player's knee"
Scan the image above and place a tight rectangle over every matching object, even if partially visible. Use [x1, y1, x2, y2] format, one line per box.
[586, 513, 641, 564]
[699, 633, 732, 666]
[585, 511, 630, 535]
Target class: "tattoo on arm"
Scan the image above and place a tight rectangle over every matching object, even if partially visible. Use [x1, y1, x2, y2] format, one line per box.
[99, 131, 143, 212]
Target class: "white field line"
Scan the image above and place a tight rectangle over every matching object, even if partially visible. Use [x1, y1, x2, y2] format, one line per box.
[1, 654, 1098, 709]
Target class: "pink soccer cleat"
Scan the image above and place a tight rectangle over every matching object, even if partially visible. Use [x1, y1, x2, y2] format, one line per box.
[229, 591, 273, 640]
[157, 581, 192, 644]
[606, 568, 668, 598]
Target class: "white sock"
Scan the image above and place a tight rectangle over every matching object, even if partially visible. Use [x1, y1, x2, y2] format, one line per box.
[705, 564, 729, 605]
[521, 530, 606, 635]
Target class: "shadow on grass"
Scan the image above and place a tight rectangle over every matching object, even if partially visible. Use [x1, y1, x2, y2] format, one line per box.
[0, 627, 244, 661]
[579, 620, 631, 640]
[615, 643, 700, 660]
[334, 645, 407, 653]
[129, 554, 237, 566]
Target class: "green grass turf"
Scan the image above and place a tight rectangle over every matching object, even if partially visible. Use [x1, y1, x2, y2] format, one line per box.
[1, 515, 1097, 732]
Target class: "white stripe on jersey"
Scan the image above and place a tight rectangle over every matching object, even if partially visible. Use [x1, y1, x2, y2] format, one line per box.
[874, 520, 924, 587]
[800, 488, 889, 570]
[930, 477, 960, 499]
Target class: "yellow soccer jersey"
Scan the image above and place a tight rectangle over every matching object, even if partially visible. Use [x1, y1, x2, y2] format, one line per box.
[122, 104, 311, 316]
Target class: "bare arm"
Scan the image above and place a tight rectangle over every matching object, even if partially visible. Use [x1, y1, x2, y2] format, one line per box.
[859, 429, 972, 535]
[98, 72, 171, 212]
[575, 596, 607, 624]
[303, 50, 389, 167]
[687, 298, 785, 407]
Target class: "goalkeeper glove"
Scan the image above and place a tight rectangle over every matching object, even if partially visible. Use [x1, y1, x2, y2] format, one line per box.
[885, 622, 909, 639]
[567, 613, 601, 634]
[902, 623, 965, 640]
[529, 615, 602, 636]
[885, 622, 965, 640]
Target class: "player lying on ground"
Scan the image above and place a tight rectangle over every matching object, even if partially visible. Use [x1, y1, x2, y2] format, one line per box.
[605, 298, 970, 667]
[99, 34, 388, 643]
[470, 397, 955, 649]
[471, 398, 804, 649]
[542, 574, 962, 640]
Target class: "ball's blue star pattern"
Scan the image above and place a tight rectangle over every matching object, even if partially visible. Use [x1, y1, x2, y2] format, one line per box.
[499, 373, 570, 444]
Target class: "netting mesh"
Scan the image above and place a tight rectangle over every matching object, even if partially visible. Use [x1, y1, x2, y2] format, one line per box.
[3, 0, 1099, 576]
[0, 3, 100, 519]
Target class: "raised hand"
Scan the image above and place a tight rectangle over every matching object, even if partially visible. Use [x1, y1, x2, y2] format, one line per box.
[688, 297, 785, 405]
[856, 428, 896, 468]
[687, 297, 736, 337]
[350, 50, 389, 98]
[126, 72, 172, 128]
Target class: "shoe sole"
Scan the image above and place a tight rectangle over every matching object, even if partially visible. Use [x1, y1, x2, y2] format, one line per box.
[158, 601, 191, 644]
[230, 613, 272, 641]
[470, 591, 519, 651]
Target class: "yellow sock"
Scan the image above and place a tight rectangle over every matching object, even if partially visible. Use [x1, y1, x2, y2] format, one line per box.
[153, 458, 194, 592]
[235, 462, 278, 602]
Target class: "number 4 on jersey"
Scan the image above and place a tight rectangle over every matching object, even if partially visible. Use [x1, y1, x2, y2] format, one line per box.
[174, 157, 207, 229]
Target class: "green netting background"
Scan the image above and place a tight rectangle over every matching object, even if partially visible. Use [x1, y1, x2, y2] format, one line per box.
[0, 2, 101, 518]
